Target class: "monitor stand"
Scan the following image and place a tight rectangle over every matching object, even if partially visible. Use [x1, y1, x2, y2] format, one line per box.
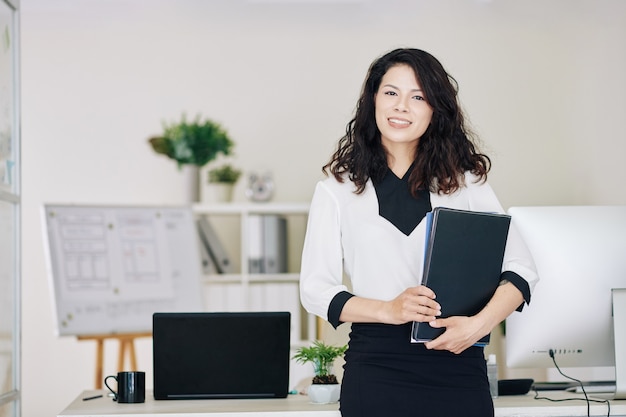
[589, 288, 626, 400]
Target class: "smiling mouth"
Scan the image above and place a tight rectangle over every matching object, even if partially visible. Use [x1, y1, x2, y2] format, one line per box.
[388, 118, 411, 126]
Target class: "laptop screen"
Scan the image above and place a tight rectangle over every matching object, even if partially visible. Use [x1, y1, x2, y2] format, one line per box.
[153, 312, 291, 400]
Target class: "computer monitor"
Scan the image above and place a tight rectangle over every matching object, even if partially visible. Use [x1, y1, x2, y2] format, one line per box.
[505, 205, 626, 399]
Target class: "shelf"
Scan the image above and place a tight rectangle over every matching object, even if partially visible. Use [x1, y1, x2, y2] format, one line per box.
[193, 202, 314, 342]
[202, 273, 301, 284]
[192, 202, 309, 215]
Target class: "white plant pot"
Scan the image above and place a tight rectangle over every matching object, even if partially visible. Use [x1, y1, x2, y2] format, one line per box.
[183, 164, 201, 203]
[307, 384, 340, 404]
[202, 183, 234, 203]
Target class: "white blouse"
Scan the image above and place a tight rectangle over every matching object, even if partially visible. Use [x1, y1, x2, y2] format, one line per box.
[299, 172, 539, 323]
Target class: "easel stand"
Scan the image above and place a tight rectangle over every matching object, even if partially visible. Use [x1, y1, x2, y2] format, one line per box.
[77, 332, 152, 389]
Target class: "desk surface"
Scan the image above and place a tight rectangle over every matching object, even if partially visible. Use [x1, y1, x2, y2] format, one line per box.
[59, 390, 626, 417]
[58, 391, 339, 417]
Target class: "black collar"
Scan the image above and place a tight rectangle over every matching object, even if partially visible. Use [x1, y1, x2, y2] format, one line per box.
[373, 166, 431, 236]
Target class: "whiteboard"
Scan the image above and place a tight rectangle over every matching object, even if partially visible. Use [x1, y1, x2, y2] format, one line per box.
[42, 204, 204, 336]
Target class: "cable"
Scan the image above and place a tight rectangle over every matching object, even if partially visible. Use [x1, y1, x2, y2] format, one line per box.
[532, 349, 611, 417]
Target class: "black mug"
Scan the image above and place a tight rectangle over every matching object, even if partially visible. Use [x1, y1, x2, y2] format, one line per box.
[104, 371, 145, 403]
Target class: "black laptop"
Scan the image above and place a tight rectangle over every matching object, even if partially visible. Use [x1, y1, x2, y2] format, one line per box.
[153, 311, 291, 400]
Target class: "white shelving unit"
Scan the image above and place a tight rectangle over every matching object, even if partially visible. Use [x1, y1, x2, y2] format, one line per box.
[191, 202, 315, 344]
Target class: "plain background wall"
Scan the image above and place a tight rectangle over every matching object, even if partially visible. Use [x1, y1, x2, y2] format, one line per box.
[19, 0, 626, 416]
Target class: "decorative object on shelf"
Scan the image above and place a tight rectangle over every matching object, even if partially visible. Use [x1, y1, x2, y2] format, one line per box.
[148, 114, 235, 202]
[245, 172, 274, 202]
[293, 340, 347, 404]
[203, 164, 242, 203]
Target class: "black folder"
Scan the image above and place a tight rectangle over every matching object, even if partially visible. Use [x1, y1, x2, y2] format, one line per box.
[411, 207, 511, 345]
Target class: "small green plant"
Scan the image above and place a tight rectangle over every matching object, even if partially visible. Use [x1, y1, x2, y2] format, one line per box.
[293, 340, 347, 384]
[208, 164, 242, 184]
[148, 114, 234, 168]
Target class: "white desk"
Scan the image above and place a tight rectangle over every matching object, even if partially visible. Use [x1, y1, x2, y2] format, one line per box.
[59, 390, 626, 417]
[58, 391, 339, 417]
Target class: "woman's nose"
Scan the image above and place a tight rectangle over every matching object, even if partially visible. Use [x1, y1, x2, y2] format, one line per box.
[394, 96, 409, 112]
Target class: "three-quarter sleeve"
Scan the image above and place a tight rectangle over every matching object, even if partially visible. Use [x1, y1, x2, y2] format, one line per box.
[299, 181, 350, 321]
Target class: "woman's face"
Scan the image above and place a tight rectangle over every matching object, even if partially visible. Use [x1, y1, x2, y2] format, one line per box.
[374, 64, 434, 150]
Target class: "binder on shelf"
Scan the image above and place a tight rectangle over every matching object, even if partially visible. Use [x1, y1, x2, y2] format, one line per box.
[196, 217, 234, 274]
[411, 207, 511, 345]
[197, 234, 218, 275]
[248, 215, 264, 274]
[247, 214, 288, 274]
[263, 215, 288, 274]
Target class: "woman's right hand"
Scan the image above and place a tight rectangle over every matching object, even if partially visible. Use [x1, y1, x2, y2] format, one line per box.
[383, 285, 441, 325]
[339, 286, 441, 325]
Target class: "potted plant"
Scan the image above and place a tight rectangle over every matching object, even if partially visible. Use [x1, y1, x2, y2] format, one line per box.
[208, 164, 242, 184]
[205, 164, 242, 202]
[148, 114, 235, 201]
[293, 340, 347, 404]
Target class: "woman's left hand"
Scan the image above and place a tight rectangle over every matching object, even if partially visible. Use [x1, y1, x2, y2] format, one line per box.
[423, 281, 526, 353]
[423, 316, 488, 354]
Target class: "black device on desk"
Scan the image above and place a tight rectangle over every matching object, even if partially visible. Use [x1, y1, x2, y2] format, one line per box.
[498, 379, 534, 396]
[152, 312, 291, 400]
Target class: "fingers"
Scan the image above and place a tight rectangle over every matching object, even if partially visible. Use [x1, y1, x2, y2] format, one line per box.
[410, 303, 440, 323]
[407, 285, 437, 300]
[421, 285, 437, 299]
[386, 286, 441, 324]
[406, 286, 441, 319]
[424, 316, 486, 354]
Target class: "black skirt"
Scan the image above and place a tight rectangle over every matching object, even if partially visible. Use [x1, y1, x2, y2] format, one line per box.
[339, 323, 493, 417]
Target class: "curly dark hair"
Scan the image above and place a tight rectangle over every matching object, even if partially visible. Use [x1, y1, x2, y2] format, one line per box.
[323, 48, 490, 196]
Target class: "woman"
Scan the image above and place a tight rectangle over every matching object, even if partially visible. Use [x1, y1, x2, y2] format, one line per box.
[299, 48, 539, 416]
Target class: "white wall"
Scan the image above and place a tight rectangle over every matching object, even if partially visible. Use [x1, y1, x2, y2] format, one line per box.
[19, 1, 626, 416]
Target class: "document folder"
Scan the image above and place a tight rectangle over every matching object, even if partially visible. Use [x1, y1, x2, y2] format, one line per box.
[411, 207, 511, 345]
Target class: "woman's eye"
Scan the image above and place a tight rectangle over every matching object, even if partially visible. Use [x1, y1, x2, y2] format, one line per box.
[413, 95, 425, 101]
[384, 91, 397, 96]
